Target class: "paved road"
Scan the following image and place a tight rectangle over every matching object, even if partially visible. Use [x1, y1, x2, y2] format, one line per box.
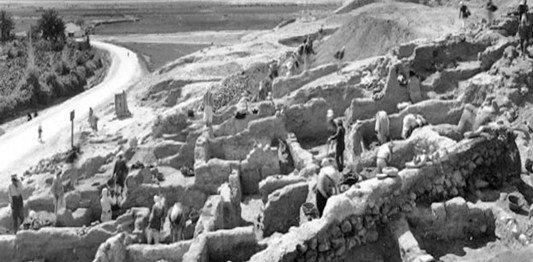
[0, 41, 142, 182]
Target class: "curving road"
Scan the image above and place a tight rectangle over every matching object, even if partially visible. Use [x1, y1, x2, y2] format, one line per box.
[0, 41, 142, 183]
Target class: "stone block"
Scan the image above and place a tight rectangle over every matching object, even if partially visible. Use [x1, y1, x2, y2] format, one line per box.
[259, 175, 306, 203]
[65, 191, 82, 211]
[71, 208, 93, 227]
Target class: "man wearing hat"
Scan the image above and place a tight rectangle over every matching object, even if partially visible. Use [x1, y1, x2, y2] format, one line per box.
[8, 174, 25, 233]
[112, 151, 128, 196]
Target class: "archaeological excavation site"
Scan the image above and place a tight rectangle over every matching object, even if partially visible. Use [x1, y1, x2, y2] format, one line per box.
[1, 0, 533, 262]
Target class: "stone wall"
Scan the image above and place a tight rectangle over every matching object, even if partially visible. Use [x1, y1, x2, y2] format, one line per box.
[259, 175, 306, 203]
[409, 197, 495, 241]
[183, 226, 266, 262]
[0, 224, 116, 262]
[249, 128, 520, 262]
[126, 241, 192, 262]
[285, 133, 315, 171]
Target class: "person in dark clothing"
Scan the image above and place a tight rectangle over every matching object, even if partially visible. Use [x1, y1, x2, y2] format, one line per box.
[459, 2, 471, 29]
[8, 174, 24, 233]
[146, 195, 166, 244]
[112, 151, 128, 195]
[27, 113, 32, 121]
[518, 0, 529, 22]
[328, 119, 345, 172]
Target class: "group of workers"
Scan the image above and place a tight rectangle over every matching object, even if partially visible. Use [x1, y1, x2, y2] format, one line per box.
[458, 0, 499, 29]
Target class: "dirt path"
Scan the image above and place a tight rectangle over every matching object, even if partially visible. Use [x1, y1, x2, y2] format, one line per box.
[0, 41, 143, 187]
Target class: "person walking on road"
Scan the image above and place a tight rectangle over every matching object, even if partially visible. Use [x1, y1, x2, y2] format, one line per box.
[8, 174, 24, 233]
[38, 124, 43, 142]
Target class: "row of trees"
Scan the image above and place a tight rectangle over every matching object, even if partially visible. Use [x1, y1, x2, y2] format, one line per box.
[0, 9, 66, 43]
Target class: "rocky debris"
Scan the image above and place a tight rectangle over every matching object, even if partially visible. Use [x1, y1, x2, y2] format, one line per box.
[284, 98, 329, 142]
[272, 63, 337, 99]
[262, 182, 309, 237]
[194, 195, 225, 237]
[259, 175, 306, 203]
[151, 111, 189, 139]
[72, 208, 94, 227]
[241, 144, 280, 195]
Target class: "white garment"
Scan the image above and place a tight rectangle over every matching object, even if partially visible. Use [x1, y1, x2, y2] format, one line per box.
[319, 166, 342, 188]
[100, 196, 113, 222]
[375, 111, 390, 144]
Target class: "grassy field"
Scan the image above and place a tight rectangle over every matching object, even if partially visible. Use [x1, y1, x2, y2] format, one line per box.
[2, 2, 336, 34]
[114, 42, 209, 72]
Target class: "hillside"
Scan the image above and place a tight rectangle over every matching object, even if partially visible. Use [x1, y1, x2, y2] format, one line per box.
[0, 38, 109, 123]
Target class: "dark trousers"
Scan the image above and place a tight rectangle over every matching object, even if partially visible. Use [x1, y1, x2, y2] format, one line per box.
[336, 147, 345, 172]
[11, 196, 24, 233]
[316, 191, 329, 218]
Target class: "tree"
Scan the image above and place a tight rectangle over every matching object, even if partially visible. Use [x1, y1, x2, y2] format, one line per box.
[0, 10, 14, 42]
[37, 9, 65, 42]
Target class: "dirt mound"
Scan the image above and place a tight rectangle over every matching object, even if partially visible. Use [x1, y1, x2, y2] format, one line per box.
[313, 2, 459, 66]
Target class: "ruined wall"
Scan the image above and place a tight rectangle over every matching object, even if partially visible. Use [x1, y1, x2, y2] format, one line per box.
[249, 128, 520, 262]
[272, 63, 338, 99]
[346, 99, 463, 162]
[121, 183, 207, 212]
[0, 224, 116, 262]
[284, 98, 329, 144]
[126, 241, 192, 262]
[345, 61, 410, 123]
[213, 101, 276, 138]
[209, 115, 287, 161]
[262, 182, 309, 237]
[183, 226, 266, 262]
[409, 197, 495, 241]
[285, 133, 315, 171]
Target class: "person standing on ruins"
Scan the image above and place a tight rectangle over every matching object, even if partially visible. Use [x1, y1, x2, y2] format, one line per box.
[459, 2, 471, 29]
[203, 87, 215, 127]
[316, 159, 340, 217]
[100, 188, 115, 222]
[376, 142, 393, 174]
[518, 0, 529, 22]
[407, 70, 423, 103]
[8, 174, 25, 233]
[486, 0, 498, 26]
[375, 111, 390, 145]
[328, 119, 345, 172]
[334, 46, 345, 74]
[518, 15, 530, 57]
[303, 36, 316, 71]
[146, 195, 166, 244]
[51, 169, 65, 219]
[112, 151, 128, 196]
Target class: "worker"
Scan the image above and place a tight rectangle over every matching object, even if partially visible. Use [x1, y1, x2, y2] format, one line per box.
[459, 1, 471, 29]
[112, 151, 128, 196]
[316, 159, 340, 217]
[334, 46, 345, 74]
[328, 119, 345, 172]
[519, 15, 530, 57]
[146, 195, 166, 245]
[407, 70, 423, 103]
[100, 188, 115, 222]
[486, 0, 498, 26]
[38, 124, 43, 142]
[375, 111, 390, 145]
[203, 87, 215, 127]
[51, 170, 65, 218]
[376, 142, 394, 174]
[8, 174, 25, 233]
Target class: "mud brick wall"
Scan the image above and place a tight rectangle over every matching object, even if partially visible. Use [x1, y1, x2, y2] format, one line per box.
[249, 128, 520, 262]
